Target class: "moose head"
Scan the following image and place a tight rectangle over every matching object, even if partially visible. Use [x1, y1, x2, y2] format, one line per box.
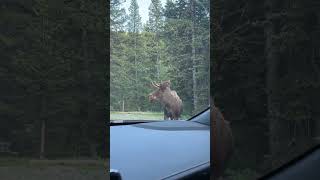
[148, 80, 171, 102]
[148, 80, 182, 120]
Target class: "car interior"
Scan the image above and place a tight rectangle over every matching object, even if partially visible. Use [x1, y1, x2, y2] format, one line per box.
[259, 144, 320, 180]
[110, 108, 210, 180]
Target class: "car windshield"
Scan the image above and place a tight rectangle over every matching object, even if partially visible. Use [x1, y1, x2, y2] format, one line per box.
[110, 0, 210, 121]
[188, 107, 210, 125]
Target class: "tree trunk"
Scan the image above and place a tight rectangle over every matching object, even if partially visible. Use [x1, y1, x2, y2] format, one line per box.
[122, 99, 125, 112]
[265, 0, 281, 168]
[40, 116, 46, 159]
[39, 83, 47, 160]
[134, 29, 138, 111]
[156, 35, 160, 80]
[81, 0, 93, 158]
[191, 0, 198, 114]
[80, 0, 90, 122]
[39, 10, 48, 160]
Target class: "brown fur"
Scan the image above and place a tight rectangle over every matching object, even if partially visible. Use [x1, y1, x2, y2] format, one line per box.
[211, 105, 234, 179]
[148, 81, 183, 120]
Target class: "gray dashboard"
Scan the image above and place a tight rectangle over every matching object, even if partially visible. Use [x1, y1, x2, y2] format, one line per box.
[110, 118, 210, 180]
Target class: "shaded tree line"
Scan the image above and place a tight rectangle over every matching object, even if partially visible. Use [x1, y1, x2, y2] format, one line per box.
[0, 0, 107, 158]
[212, 0, 320, 178]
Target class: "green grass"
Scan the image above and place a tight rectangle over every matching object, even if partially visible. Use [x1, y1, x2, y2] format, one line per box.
[110, 111, 190, 120]
[110, 111, 164, 120]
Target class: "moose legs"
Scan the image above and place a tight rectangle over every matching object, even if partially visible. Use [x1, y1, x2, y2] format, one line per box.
[164, 107, 172, 120]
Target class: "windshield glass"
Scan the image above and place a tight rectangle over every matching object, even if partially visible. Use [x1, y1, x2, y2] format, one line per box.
[189, 107, 210, 125]
[110, 0, 210, 121]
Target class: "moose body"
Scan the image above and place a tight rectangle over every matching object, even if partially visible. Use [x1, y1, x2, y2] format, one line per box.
[211, 105, 234, 179]
[148, 81, 183, 120]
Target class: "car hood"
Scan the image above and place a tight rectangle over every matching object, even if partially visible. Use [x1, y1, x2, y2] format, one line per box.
[110, 120, 210, 180]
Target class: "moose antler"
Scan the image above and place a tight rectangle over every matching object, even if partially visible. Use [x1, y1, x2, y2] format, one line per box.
[151, 81, 160, 88]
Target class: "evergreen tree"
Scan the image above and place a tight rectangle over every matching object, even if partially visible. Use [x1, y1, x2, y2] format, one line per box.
[110, 0, 127, 32]
[0, 0, 107, 158]
[146, 0, 164, 80]
[146, 0, 164, 32]
[127, 0, 142, 33]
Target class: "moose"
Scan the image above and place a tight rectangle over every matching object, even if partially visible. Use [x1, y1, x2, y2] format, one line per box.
[211, 97, 234, 179]
[148, 80, 183, 120]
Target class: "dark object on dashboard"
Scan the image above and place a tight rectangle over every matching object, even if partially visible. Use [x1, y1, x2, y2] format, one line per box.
[110, 169, 122, 180]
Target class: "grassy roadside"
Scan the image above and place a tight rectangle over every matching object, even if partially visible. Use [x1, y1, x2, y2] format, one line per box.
[110, 111, 164, 120]
[110, 111, 189, 120]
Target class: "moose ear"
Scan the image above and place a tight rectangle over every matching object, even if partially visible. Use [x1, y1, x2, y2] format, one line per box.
[164, 80, 171, 87]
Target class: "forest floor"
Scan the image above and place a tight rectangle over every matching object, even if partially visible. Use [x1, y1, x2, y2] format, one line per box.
[0, 158, 108, 180]
[224, 168, 260, 180]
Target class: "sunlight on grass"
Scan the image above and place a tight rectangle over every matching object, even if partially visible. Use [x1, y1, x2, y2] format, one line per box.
[110, 111, 164, 120]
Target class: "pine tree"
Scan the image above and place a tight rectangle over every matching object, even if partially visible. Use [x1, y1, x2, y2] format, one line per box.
[127, 0, 142, 109]
[110, 0, 127, 32]
[146, 0, 164, 80]
[146, 0, 164, 32]
[127, 0, 142, 33]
